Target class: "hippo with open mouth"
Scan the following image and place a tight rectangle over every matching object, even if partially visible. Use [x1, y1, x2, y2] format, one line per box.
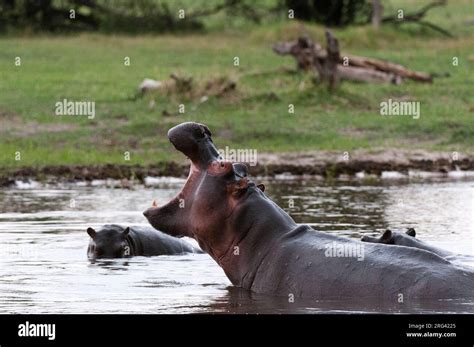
[144, 122, 474, 300]
[87, 224, 200, 259]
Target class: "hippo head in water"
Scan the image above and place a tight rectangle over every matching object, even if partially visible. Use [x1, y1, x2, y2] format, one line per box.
[87, 225, 130, 258]
[361, 228, 454, 258]
[361, 228, 416, 245]
[143, 122, 273, 280]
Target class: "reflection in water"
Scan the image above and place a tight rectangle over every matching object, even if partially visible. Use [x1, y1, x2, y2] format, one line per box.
[0, 177, 472, 313]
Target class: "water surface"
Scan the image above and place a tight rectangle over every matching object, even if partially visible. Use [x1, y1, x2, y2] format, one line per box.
[0, 177, 472, 313]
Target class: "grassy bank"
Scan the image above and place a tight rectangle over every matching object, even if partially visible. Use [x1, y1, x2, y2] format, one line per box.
[1, 0, 473, 169]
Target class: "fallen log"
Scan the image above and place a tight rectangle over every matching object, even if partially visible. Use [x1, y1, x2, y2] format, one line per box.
[344, 55, 432, 82]
[273, 32, 434, 88]
[338, 65, 401, 84]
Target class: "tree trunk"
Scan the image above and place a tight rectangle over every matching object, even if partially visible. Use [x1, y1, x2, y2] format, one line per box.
[324, 31, 340, 90]
[371, 0, 383, 30]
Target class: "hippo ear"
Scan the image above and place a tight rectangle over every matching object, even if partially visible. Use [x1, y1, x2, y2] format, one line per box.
[406, 228, 416, 237]
[257, 184, 266, 192]
[199, 123, 212, 137]
[380, 229, 393, 243]
[87, 227, 96, 239]
[122, 227, 130, 239]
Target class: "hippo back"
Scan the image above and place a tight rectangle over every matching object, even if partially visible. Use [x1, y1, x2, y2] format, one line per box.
[128, 226, 198, 256]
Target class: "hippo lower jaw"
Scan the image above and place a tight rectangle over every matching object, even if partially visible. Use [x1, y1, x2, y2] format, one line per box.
[143, 161, 205, 238]
[143, 197, 190, 238]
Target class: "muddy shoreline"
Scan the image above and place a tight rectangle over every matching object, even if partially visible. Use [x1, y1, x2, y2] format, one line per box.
[1, 150, 473, 186]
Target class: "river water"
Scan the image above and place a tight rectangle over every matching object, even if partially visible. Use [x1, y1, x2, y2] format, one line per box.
[0, 176, 473, 313]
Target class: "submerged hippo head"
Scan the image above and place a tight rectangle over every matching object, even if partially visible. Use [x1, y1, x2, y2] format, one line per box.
[361, 227, 455, 259]
[143, 122, 278, 271]
[87, 225, 130, 258]
[361, 228, 416, 245]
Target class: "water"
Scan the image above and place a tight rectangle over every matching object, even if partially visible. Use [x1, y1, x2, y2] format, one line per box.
[0, 177, 473, 314]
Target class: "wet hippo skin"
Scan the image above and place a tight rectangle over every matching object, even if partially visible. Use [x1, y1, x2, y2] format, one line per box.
[87, 224, 201, 259]
[143, 122, 474, 300]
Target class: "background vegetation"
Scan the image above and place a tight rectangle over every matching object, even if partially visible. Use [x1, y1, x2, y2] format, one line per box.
[0, 0, 473, 167]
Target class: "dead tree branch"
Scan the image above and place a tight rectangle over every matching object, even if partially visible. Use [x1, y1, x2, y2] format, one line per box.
[273, 32, 435, 90]
[381, 0, 453, 37]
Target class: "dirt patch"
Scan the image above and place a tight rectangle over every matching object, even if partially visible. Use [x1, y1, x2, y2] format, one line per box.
[1, 114, 78, 137]
[0, 163, 186, 187]
[253, 149, 474, 176]
[1, 149, 473, 187]
[140, 74, 238, 102]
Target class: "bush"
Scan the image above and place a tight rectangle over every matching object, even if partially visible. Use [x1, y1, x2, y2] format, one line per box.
[285, 0, 371, 26]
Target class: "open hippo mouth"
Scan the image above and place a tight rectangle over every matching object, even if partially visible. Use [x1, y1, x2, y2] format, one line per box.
[143, 122, 255, 238]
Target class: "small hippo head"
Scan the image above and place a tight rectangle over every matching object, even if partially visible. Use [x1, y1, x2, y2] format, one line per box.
[144, 122, 267, 259]
[87, 225, 131, 259]
[361, 228, 417, 246]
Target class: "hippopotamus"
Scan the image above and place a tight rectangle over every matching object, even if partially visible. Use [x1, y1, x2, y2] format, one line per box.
[361, 228, 474, 265]
[361, 228, 454, 258]
[87, 224, 200, 258]
[143, 122, 474, 300]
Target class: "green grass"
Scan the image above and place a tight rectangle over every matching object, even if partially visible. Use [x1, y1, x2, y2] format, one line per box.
[1, 0, 473, 167]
